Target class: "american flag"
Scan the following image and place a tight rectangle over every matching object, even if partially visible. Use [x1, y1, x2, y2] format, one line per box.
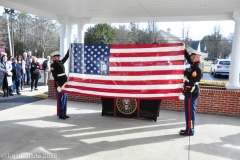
[61, 43, 185, 99]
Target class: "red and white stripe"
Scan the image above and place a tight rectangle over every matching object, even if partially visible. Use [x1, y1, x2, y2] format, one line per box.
[62, 43, 185, 99]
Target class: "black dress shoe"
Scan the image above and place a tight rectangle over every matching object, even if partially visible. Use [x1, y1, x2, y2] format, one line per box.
[179, 131, 194, 136]
[17, 93, 21, 95]
[9, 94, 14, 96]
[59, 116, 66, 120]
[180, 129, 186, 133]
[64, 115, 70, 118]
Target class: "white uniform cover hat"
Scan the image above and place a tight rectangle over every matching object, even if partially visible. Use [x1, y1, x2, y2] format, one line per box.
[186, 47, 202, 56]
[50, 51, 60, 57]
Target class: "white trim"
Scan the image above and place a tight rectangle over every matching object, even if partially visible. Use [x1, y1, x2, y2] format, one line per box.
[110, 55, 184, 62]
[62, 88, 180, 98]
[110, 65, 184, 71]
[110, 46, 184, 53]
[57, 73, 66, 77]
[68, 73, 183, 80]
[66, 81, 182, 90]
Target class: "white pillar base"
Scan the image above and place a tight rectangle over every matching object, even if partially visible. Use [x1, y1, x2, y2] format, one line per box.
[225, 83, 240, 90]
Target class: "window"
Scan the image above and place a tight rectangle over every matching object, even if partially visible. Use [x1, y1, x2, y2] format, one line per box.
[219, 61, 230, 65]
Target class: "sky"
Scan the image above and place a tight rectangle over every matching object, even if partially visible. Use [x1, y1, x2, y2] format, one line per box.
[138, 21, 234, 40]
[1, 6, 235, 41]
[75, 21, 235, 41]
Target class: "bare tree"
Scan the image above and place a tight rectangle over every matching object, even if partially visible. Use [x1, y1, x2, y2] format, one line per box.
[0, 16, 8, 48]
[129, 22, 160, 44]
[31, 17, 59, 58]
[221, 33, 233, 58]
[10, 12, 59, 57]
[128, 23, 140, 43]
[147, 22, 159, 43]
[112, 25, 129, 44]
[181, 23, 192, 47]
[13, 12, 33, 55]
[202, 25, 223, 58]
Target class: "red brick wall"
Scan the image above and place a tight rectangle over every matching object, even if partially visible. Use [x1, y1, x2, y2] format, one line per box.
[48, 79, 240, 117]
[48, 79, 101, 103]
[161, 88, 240, 117]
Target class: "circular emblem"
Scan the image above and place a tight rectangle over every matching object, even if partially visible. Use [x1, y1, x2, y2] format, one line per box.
[116, 98, 137, 115]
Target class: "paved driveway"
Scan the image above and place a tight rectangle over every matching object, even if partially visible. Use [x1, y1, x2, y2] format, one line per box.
[0, 98, 239, 160]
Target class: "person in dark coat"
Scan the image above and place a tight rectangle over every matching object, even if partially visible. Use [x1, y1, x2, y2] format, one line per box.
[22, 52, 28, 85]
[179, 49, 202, 136]
[10, 57, 23, 95]
[0, 54, 13, 97]
[50, 50, 69, 120]
[17, 55, 26, 90]
[30, 57, 41, 91]
[42, 56, 52, 85]
[26, 51, 33, 85]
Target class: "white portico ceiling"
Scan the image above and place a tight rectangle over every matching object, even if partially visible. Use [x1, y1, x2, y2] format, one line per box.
[0, 0, 240, 24]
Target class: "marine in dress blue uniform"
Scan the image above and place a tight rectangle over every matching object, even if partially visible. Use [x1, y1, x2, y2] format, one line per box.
[50, 50, 69, 120]
[179, 49, 202, 136]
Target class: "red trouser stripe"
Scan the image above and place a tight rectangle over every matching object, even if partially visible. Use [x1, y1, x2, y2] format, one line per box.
[187, 98, 191, 134]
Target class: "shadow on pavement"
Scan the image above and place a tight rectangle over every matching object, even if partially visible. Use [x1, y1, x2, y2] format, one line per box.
[0, 95, 42, 111]
[0, 99, 239, 160]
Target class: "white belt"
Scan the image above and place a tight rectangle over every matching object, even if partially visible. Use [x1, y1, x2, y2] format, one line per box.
[57, 73, 66, 77]
[185, 78, 199, 85]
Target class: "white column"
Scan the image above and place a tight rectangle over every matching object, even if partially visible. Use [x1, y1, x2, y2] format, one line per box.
[64, 24, 73, 75]
[66, 24, 73, 49]
[60, 23, 66, 58]
[226, 19, 240, 89]
[77, 23, 85, 43]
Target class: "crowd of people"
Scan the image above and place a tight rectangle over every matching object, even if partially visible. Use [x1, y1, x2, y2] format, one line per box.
[0, 50, 67, 121]
[0, 51, 51, 97]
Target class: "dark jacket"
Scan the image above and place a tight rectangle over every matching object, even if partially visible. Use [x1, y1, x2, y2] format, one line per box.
[25, 56, 32, 68]
[183, 50, 202, 98]
[42, 60, 52, 71]
[12, 62, 23, 79]
[30, 62, 41, 79]
[51, 50, 69, 87]
[42, 60, 47, 71]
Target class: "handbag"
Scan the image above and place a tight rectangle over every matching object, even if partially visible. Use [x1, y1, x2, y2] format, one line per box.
[33, 69, 40, 75]
[7, 71, 13, 76]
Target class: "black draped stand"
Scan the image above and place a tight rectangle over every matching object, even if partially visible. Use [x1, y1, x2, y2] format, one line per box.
[101, 98, 162, 122]
[139, 99, 162, 122]
[101, 98, 115, 116]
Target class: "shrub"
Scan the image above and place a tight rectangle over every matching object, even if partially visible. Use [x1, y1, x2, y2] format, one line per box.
[183, 79, 227, 87]
[199, 80, 227, 87]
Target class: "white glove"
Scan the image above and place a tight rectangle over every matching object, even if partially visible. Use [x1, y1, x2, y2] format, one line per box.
[62, 82, 67, 88]
[57, 86, 62, 92]
[179, 93, 185, 100]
